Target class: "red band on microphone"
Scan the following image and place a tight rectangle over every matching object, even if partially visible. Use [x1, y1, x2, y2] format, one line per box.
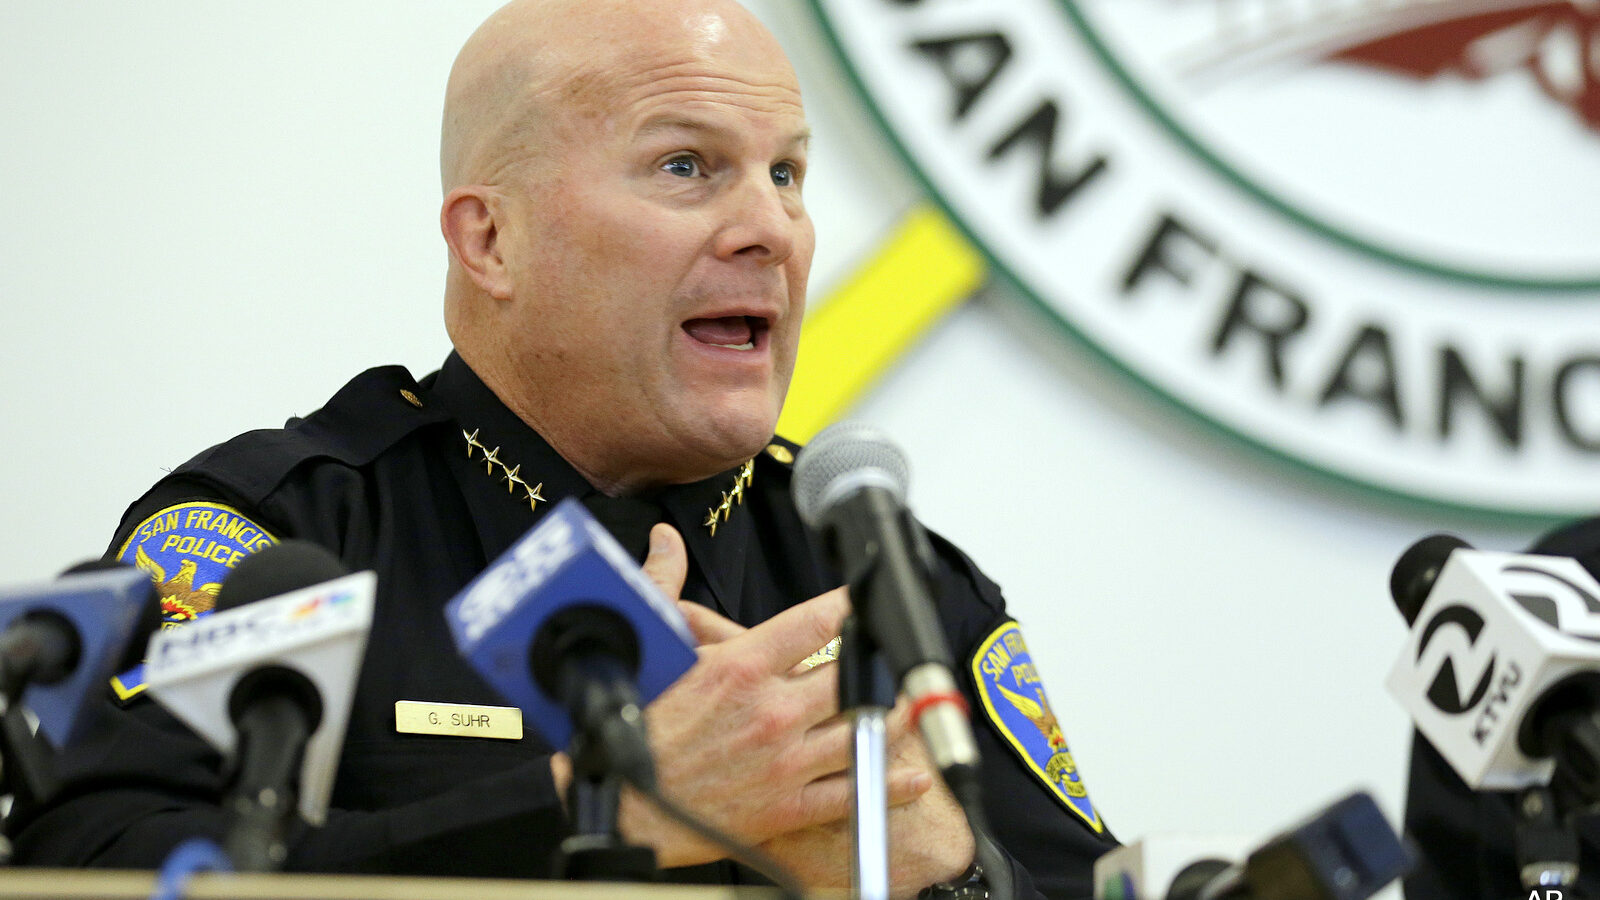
[909, 690, 968, 727]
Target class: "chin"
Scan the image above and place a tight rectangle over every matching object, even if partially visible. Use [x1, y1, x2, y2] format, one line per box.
[679, 401, 780, 471]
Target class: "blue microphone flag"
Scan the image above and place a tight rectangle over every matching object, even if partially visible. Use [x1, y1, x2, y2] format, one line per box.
[0, 567, 148, 745]
[446, 498, 697, 749]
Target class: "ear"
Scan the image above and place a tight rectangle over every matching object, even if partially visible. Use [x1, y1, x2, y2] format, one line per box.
[441, 186, 514, 301]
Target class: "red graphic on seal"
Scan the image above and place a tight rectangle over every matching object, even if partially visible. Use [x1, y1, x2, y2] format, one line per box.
[1331, 4, 1600, 131]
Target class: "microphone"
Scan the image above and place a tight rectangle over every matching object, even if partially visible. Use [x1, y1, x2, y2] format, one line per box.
[1093, 792, 1411, 900]
[450, 500, 818, 891]
[0, 562, 150, 826]
[1092, 836, 1252, 900]
[791, 422, 980, 783]
[1385, 535, 1600, 795]
[143, 540, 374, 870]
[446, 497, 696, 775]
[0, 563, 150, 746]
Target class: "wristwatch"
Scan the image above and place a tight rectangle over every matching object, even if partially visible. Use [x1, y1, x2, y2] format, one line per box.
[918, 862, 989, 900]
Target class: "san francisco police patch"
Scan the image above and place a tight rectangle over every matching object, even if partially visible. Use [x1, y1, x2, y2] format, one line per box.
[110, 501, 276, 699]
[971, 620, 1102, 832]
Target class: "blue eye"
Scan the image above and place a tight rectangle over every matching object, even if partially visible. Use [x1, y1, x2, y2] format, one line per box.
[771, 162, 797, 187]
[663, 156, 701, 177]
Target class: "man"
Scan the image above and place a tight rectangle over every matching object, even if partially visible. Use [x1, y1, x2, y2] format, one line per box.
[10, 2, 1117, 896]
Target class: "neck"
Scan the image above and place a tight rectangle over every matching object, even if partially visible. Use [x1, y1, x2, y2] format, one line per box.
[453, 344, 735, 497]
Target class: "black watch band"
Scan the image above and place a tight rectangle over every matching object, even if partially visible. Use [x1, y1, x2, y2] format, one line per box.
[918, 862, 989, 900]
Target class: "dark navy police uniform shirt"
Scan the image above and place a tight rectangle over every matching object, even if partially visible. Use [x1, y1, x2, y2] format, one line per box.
[10, 353, 1117, 899]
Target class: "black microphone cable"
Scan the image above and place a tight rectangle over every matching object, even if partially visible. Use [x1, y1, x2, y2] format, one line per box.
[627, 777, 806, 900]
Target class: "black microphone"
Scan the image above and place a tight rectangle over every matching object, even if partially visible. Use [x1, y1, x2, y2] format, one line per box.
[1387, 534, 1600, 887]
[1388, 535, 1600, 802]
[0, 614, 79, 708]
[0, 559, 148, 710]
[143, 540, 366, 871]
[529, 606, 655, 788]
[792, 422, 980, 782]
[0, 560, 150, 737]
[1163, 792, 1411, 900]
[0, 561, 151, 827]
[793, 423, 1014, 900]
[217, 541, 348, 872]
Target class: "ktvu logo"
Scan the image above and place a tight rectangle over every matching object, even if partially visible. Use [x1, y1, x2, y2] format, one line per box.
[1416, 605, 1522, 745]
[1502, 562, 1600, 642]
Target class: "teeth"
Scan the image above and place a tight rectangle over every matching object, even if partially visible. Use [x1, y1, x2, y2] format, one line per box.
[712, 342, 756, 351]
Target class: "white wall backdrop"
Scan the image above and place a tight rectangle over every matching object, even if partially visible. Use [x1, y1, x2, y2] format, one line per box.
[0, 0, 1563, 867]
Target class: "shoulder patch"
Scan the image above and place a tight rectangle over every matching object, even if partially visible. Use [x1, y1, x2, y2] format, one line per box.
[110, 502, 277, 700]
[971, 620, 1103, 833]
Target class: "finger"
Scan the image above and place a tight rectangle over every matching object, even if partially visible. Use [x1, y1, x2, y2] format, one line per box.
[735, 587, 850, 672]
[795, 766, 933, 826]
[792, 696, 921, 785]
[677, 600, 745, 646]
[794, 710, 854, 779]
[888, 761, 935, 807]
[792, 772, 853, 828]
[884, 697, 913, 745]
[785, 656, 843, 726]
[641, 523, 688, 602]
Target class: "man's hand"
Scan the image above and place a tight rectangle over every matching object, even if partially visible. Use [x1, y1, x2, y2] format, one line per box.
[624, 524, 934, 867]
[758, 724, 978, 899]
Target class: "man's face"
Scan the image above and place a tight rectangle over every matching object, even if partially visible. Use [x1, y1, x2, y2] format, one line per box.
[496, 17, 813, 487]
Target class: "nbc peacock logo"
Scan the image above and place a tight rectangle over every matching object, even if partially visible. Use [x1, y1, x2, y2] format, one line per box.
[811, 0, 1600, 518]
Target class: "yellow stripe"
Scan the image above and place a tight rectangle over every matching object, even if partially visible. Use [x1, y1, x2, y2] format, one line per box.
[109, 674, 146, 702]
[777, 204, 986, 442]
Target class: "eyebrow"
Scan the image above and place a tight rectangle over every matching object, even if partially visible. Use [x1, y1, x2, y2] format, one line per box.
[635, 115, 812, 149]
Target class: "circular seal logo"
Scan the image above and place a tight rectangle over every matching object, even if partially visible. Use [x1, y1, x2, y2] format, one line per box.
[809, 0, 1600, 516]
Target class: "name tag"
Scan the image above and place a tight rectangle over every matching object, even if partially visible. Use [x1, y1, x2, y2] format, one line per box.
[394, 700, 523, 740]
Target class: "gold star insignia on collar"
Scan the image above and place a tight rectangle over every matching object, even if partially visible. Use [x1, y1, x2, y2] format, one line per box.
[480, 446, 502, 476]
[463, 429, 549, 514]
[524, 482, 546, 513]
[703, 460, 756, 537]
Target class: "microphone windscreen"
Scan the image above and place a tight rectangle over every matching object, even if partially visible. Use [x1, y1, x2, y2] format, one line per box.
[1390, 534, 1471, 625]
[792, 421, 910, 527]
[54, 561, 161, 672]
[216, 540, 349, 611]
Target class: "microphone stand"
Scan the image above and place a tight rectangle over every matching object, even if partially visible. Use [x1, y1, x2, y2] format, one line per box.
[552, 652, 658, 883]
[1513, 784, 1578, 889]
[1513, 703, 1600, 890]
[840, 615, 895, 900]
[224, 694, 309, 872]
[558, 726, 659, 882]
[0, 701, 54, 862]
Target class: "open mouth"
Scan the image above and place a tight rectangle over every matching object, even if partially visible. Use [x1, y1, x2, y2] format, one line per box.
[682, 315, 770, 351]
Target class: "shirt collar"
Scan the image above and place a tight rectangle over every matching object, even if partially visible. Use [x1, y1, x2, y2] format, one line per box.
[423, 351, 755, 619]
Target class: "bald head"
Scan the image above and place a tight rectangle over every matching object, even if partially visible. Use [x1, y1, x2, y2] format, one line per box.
[440, 0, 793, 194]
[436, 0, 813, 494]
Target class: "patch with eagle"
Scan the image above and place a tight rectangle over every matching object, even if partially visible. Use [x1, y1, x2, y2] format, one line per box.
[109, 501, 276, 700]
[971, 620, 1102, 833]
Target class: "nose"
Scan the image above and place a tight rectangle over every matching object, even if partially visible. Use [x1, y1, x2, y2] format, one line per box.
[713, 171, 802, 265]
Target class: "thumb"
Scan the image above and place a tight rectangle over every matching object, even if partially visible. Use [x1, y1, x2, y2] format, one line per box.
[677, 600, 746, 646]
[641, 522, 688, 602]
